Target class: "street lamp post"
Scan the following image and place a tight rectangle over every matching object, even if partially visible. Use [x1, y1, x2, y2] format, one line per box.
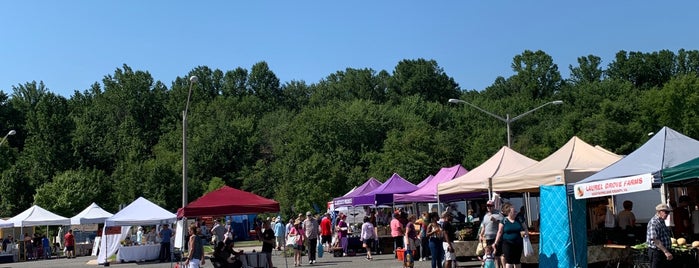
[0, 130, 16, 146]
[183, 76, 198, 208]
[448, 99, 563, 147]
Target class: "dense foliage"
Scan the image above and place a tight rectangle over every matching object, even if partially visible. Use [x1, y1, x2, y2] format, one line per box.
[1, 50, 698, 219]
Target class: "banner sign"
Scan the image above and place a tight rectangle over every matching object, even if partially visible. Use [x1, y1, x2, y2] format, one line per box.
[574, 173, 653, 199]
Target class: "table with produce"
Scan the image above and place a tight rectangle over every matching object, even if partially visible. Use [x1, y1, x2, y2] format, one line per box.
[630, 238, 699, 267]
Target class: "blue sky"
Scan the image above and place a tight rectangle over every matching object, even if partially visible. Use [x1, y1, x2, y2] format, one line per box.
[1, 1, 697, 98]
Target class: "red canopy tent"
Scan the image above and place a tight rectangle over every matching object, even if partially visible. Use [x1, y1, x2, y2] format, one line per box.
[177, 185, 280, 218]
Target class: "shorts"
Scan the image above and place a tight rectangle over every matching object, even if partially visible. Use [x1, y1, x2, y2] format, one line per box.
[66, 245, 75, 251]
[442, 242, 455, 260]
[321, 235, 332, 244]
[363, 238, 375, 248]
[486, 239, 502, 256]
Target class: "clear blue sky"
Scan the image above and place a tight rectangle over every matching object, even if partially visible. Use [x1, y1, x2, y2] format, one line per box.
[2, 1, 697, 98]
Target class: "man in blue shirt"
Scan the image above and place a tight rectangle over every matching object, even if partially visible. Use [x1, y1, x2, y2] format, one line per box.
[273, 216, 285, 250]
[158, 224, 173, 262]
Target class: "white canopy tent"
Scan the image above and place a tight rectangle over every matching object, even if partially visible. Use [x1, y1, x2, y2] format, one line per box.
[97, 197, 177, 264]
[71, 202, 114, 225]
[0, 219, 13, 228]
[7, 205, 71, 227]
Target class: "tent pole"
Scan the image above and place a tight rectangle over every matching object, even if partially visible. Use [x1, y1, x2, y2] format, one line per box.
[567, 195, 580, 268]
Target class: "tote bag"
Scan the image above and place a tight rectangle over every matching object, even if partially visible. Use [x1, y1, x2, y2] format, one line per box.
[286, 234, 298, 247]
[522, 236, 534, 257]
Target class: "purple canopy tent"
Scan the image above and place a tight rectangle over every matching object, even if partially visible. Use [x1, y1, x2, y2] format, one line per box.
[332, 177, 382, 207]
[393, 164, 468, 203]
[416, 175, 434, 188]
[352, 173, 418, 206]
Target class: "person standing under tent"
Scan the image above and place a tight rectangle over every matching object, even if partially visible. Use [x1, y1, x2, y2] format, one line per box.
[647, 203, 674, 268]
[304, 211, 320, 264]
[618, 200, 637, 244]
[159, 224, 173, 262]
[184, 225, 205, 268]
[426, 212, 444, 268]
[64, 230, 75, 259]
[441, 211, 457, 268]
[418, 212, 431, 261]
[212, 219, 226, 245]
[336, 214, 349, 256]
[390, 212, 404, 259]
[493, 203, 527, 268]
[319, 213, 333, 252]
[41, 234, 51, 259]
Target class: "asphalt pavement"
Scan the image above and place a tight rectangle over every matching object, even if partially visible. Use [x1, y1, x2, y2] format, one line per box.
[3, 246, 485, 268]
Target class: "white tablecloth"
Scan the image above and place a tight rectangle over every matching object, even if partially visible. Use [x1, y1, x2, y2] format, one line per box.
[240, 252, 269, 268]
[117, 244, 161, 262]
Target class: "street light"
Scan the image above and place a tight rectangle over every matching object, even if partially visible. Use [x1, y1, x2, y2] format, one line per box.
[448, 99, 563, 147]
[0, 130, 16, 146]
[183, 75, 198, 208]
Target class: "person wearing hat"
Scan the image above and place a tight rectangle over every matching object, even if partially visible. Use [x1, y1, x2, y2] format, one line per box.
[288, 219, 306, 266]
[480, 200, 503, 268]
[274, 216, 286, 251]
[646, 203, 674, 267]
[304, 211, 320, 264]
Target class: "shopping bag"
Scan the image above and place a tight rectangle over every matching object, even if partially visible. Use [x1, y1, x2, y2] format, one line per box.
[476, 241, 485, 256]
[523, 236, 534, 257]
[286, 235, 298, 247]
[317, 240, 324, 258]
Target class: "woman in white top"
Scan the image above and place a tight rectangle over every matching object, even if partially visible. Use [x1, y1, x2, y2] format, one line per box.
[360, 216, 376, 260]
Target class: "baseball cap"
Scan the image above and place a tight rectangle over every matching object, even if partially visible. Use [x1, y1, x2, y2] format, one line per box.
[655, 203, 672, 212]
[306, 211, 312, 216]
[486, 200, 495, 206]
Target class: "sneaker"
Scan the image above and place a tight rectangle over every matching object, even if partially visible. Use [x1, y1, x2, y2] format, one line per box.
[309, 260, 313, 264]
[343, 253, 347, 257]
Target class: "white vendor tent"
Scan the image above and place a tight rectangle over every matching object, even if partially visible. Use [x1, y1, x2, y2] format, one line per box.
[7, 205, 71, 227]
[0, 219, 13, 228]
[71, 202, 114, 225]
[97, 197, 177, 264]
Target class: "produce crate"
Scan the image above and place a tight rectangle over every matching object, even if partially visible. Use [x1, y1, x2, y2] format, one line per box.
[630, 249, 649, 268]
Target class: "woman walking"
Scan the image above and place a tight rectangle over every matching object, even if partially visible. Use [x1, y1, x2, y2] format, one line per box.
[288, 219, 306, 266]
[493, 203, 528, 268]
[360, 216, 376, 260]
[426, 212, 444, 268]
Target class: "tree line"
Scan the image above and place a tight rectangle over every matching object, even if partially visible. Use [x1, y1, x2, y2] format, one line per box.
[1, 49, 698, 219]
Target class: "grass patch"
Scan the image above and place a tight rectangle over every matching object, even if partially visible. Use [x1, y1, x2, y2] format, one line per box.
[235, 240, 262, 247]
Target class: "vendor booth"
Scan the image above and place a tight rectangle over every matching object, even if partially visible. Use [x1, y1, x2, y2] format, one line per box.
[352, 173, 417, 206]
[69, 203, 113, 257]
[393, 164, 467, 204]
[489, 136, 621, 267]
[97, 197, 177, 265]
[177, 185, 280, 218]
[332, 178, 382, 207]
[7, 205, 72, 261]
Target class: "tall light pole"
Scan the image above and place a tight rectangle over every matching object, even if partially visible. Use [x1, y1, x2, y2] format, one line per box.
[183, 76, 198, 208]
[448, 99, 563, 147]
[0, 130, 16, 146]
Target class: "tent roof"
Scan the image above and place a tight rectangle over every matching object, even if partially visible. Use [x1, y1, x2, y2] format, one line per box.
[492, 136, 621, 192]
[0, 219, 12, 228]
[106, 197, 176, 226]
[178, 186, 280, 218]
[662, 156, 699, 184]
[71, 202, 114, 225]
[438, 146, 538, 201]
[394, 164, 468, 203]
[577, 127, 699, 185]
[7, 205, 70, 227]
[416, 175, 435, 188]
[352, 173, 417, 206]
[332, 178, 382, 207]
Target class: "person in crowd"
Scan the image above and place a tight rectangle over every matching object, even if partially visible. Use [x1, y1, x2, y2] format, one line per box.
[64, 229, 75, 259]
[515, 206, 526, 224]
[2, 235, 12, 252]
[212, 241, 243, 268]
[261, 220, 275, 268]
[442, 211, 457, 268]
[289, 219, 306, 267]
[673, 195, 691, 240]
[390, 212, 404, 259]
[404, 214, 418, 263]
[647, 203, 674, 268]
[336, 214, 349, 256]
[184, 225, 205, 268]
[480, 200, 503, 268]
[24, 233, 34, 260]
[360, 216, 376, 261]
[136, 226, 144, 245]
[426, 212, 444, 268]
[158, 224, 173, 262]
[212, 219, 226, 245]
[418, 211, 431, 261]
[482, 244, 496, 268]
[145, 227, 157, 244]
[224, 225, 235, 246]
[493, 203, 527, 268]
[319, 212, 333, 252]
[467, 209, 475, 223]
[456, 211, 467, 224]
[41, 234, 51, 259]
[303, 211, 319, 264]
[618, 200, 637, 244]
[286, 218, 295, 240]
[273, 216, 286, 251]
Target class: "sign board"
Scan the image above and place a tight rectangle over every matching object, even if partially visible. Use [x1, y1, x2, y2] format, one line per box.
[574, 173, 653, 199]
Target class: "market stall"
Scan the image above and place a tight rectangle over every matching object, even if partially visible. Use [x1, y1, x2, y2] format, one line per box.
[116, 243, 160, 262]
[393, 164, 468, 204]
[7, 205, 72, 261]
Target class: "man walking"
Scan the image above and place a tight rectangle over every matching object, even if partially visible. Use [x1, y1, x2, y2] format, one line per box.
[158, 224, 173, 262]
[320, 213, 333, 251]
[273, 216, 286, 250]
[304, 211, 320, 264]
[480, 200, 503, 268]
[647, 203, 674, 268]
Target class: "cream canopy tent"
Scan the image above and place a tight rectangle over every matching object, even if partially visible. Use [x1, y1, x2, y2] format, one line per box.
[491, 137, 622, 192]
[71, 202, 114, 225]
[7, 205, 71, 227]
[437, 146, 538, 202]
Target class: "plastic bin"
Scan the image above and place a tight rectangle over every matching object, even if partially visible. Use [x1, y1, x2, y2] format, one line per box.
[396, 248, 405, 261]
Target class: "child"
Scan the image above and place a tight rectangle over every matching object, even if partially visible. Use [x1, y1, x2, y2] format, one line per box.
[482, 245, 495, 268]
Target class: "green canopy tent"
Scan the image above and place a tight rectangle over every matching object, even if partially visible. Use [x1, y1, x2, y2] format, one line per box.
[661, 156, 699, 185]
